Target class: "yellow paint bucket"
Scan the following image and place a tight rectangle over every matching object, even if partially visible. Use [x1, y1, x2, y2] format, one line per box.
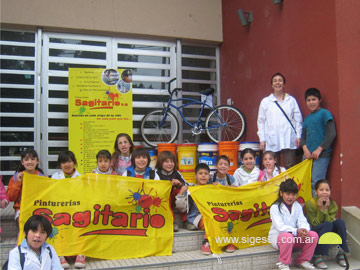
[177, 144, 197, 171]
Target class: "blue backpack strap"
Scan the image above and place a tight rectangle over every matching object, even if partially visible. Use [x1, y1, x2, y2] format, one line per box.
[47, 246, 53, 259]
[149, 169, 155, 180]
[17, 246, 52, 269]
[18, 246, 25, 269]
[225, 174, 231, 186]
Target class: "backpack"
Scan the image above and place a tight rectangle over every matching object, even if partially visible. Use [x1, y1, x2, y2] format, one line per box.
[2, 246, 52, 270]
[210, 172, 232, 186]
[127, 169, 155, 179]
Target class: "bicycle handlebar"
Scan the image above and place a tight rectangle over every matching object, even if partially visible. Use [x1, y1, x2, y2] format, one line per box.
[168, 78, 177, 84]
[168, 78, 181, 95]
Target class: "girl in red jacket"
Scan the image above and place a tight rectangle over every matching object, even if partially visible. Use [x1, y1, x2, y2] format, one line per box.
[6, 148, 44, 223]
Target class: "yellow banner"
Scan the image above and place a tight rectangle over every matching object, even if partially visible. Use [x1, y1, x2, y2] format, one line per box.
[68, 68, 133, 174]
[188, 159, 313, 254]
[19, 173, 173, 260]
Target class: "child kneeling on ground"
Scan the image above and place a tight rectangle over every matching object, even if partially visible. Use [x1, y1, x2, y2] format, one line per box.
[7, 215, 63, 270]
[175, 163, 211, 254]
[155, 151, 195, 231]
[268, 179, 318, 270]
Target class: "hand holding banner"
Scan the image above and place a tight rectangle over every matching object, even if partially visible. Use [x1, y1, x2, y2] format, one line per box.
[19, 173, 173, 259]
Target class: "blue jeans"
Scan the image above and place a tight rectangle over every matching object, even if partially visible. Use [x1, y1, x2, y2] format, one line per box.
[304, 156, 331, 197]
[312, 219, 349, 255]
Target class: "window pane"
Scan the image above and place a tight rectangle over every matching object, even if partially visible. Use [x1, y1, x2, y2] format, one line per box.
[49, 49, 106, 59]
[182, 70, 216, 80]
[1, 59, 35, 70]
[49, 62, 105, 71]
[1, 74, 34, 84]
[0, 45, 35, 56]
[49, 133, 68, 141]
[182, 57, 216, 68]
[49, 38, 105, 47]
[118, 54, 170, 64]
[1, 88, 34, 99]
[1, 102, 34, 113]
[182, 83, 217, 92]
[1, 132, 34, 142]
[1, 117, 34, 127]
[118, 44, 170, 52]
[182, 45, 216, 56]
[1, 31, 35, 43]
[49, 104, 68, 112]
[118, 67, 170, 77]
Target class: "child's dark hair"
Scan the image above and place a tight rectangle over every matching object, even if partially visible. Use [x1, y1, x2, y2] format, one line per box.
[96, 150, 111, 161]
[305, 87, 321, 100]
[131, 147, 150, 167]
[271, 72, 286, 84]
[240, 148, 256, 159]
[315, 179, 331, 191]
[155, 150, 177, 171]
[216, 155, 230, 165]
[262, 151, 282, 172]
[112, 133, 134, 171]
[24, 215, 52, 239]
[195, 163, 210, 173]
[58, 150, 77, 166]
[16, 148, 44, 174]
[273, 178, 298, 211]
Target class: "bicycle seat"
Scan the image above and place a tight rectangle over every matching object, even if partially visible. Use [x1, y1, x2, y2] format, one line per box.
[200, 88, 215, 96]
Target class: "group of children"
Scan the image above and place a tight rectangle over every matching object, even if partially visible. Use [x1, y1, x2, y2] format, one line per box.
[2, 88, 346, 269]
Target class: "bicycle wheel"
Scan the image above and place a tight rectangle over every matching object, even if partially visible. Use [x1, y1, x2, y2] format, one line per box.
[205, 105, 246, 142]
[140, 110, 179, 147]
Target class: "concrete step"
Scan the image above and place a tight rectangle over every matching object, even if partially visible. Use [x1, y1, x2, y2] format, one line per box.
[2, 230, 357, 270]
[342, 206, 360, 261]
[2, 204, 359, 269]
[39, 247, 360, 270]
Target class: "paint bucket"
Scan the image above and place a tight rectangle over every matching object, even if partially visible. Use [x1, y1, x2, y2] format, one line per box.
[198, 143, 218, 174]
[218, 141, 239, 175]
[239, 141, 261, 167]
[148, 149, 157, 170]
[177, 144, 197, 171]
[157, 143, 177, 156]
[179, 169, 196, 184]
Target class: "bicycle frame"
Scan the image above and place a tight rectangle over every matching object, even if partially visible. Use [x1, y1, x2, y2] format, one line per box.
[160, 91, 225, 131]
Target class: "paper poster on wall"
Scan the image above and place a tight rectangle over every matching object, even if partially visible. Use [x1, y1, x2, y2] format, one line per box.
[69, 68, 133, 174]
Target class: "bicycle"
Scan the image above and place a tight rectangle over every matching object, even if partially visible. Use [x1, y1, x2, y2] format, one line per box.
[140, 78, 246, 147]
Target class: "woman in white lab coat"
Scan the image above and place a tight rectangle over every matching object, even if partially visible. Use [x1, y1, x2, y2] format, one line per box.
[257, 72, 303, 168]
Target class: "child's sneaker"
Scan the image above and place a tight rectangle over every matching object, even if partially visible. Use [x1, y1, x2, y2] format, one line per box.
[74, 255, 86, 268]
[297, 261, 315, 269]
[173, 221, 179, 232]
[184, 221, 197, 231]
[201, 241, 211, 255]
[59, 256, 70, 269]
[276, 262, 290, 270]
[225, 244, 236, 253]
[335, 251, 347, 267]
[312, 255, 328, 269]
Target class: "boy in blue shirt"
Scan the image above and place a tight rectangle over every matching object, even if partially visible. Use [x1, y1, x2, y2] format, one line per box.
[175, 163, 215, 255]
[300, 88, 336, 196]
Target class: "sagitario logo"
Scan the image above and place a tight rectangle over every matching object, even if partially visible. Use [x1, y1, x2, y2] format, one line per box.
[75, 98, 121, 109]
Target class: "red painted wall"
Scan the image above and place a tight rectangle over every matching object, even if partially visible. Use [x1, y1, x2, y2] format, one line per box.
[335, 0, 360, 207]
[221, 0, 360, 207]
